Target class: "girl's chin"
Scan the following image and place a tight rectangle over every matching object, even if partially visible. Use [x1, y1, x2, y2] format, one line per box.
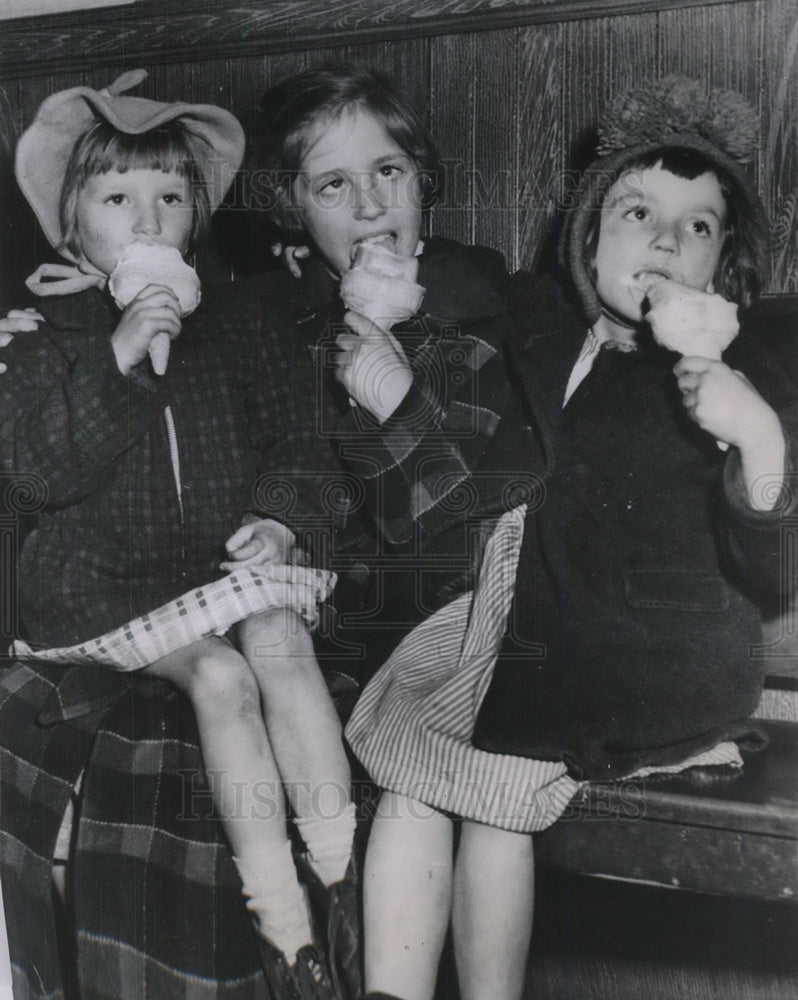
[597, 295, 644, 330]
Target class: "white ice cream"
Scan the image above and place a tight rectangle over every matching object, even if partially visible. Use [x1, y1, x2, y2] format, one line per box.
[109, 244, 201, 374]
[340, 241, 424, 329]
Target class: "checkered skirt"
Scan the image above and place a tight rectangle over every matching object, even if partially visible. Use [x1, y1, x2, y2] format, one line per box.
[11, 565, 335, 671]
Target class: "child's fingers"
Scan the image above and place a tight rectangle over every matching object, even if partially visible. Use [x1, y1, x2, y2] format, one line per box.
[0, 308, 45, 333]
[131, 304, 183, 337]
[220, 541, 282, 572]
[224, 538, 263, 562]
[6, 308, 45, 320]
[220, 553, 275, 572]
[673, 355, 716, 377]
[285, 246, 309, 279]
[128, 284, 182, 309]
[342, 310, 404, 355]
[343, 310, 379, 338]
[0, 332, 12, 347]
[140, 310, 182, 339]
[0, 361, 6, 374]
[225, 523, 254, 553]
[335, 332, 360, 351]
[675, 371, 702, 394]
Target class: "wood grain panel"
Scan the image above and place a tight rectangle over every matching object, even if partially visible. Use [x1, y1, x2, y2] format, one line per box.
[471, 30, 519, 264]
[560, 11, 661, 178]
[657, 0, 762, 91]
[344, 37, 431, 113]
[0, 0, 757, 79]
[428, 32, 475, 247]
[517, 22, 563, 272]
[760, 0, 798, 293]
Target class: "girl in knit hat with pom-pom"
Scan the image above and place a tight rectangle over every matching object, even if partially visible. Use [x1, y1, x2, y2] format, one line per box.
[344, 77, 798, 1000]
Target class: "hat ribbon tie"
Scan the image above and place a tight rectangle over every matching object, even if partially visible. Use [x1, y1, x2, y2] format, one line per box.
[25, 262, 107, 298]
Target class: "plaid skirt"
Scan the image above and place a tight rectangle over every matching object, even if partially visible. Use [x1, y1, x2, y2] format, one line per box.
[0, 566, 334, 1000]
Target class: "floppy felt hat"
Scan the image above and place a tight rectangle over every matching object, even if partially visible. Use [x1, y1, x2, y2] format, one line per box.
[560, 76, 768, 324]
[15, 68, 245, 260]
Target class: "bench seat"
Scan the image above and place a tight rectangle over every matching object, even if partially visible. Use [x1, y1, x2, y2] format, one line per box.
[535, 719, 798, 902]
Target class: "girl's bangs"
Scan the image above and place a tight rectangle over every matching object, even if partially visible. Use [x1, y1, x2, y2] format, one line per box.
[82, 125, 194, 178]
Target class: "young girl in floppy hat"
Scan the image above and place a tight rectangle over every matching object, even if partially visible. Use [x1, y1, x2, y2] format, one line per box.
[332, 77, 798, 1000]
[0, 70, 361, 1000]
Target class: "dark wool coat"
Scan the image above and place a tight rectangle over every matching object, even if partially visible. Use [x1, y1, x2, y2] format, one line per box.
[472, 274, 798, 779]
[0, 279, 350, 1000]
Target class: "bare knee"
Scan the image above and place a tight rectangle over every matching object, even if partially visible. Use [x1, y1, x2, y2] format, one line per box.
[151, 639, 261, 714]
[236, 608, 315, 679]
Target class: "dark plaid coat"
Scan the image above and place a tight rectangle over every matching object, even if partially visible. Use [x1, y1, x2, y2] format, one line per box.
[263, 236, 528, 673]
[0, 280, 353, 1000]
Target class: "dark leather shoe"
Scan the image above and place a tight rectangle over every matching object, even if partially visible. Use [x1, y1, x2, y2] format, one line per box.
[301, 857, 363, 1000]
[257, 939, 338, 1000]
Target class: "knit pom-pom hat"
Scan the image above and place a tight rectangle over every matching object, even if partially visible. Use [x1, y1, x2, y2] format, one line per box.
[561, 76, 768, 324]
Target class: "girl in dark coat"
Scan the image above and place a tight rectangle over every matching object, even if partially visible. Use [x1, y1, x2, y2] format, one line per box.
[345, 77, 798, 1000]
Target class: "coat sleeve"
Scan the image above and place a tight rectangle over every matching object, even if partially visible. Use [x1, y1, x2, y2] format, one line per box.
[0, 324, 166, 508]
[336, 315, 515, 546]
[331, 241, 517, 547]
[720, 324, 798, 599]
[243, 293, 366, 561]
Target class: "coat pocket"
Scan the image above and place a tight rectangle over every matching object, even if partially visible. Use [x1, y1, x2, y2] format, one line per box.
[624, 570, 730, 613]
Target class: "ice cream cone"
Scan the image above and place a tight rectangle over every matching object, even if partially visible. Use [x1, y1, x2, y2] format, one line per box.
[109, 243, 201, 375]
[340, 242, 424, 329]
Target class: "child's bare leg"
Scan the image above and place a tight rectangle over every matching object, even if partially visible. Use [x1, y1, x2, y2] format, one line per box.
[146, 637, 314, 963]
[236, 609, 354, 884]
[451, 821, 535, 1000]
[235, 609, 361, 996]
[363, 792, 453, 1000]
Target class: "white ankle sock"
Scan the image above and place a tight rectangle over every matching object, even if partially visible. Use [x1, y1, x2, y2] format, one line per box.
[233, 840, 313, 964]
[294, 801, 357, 887]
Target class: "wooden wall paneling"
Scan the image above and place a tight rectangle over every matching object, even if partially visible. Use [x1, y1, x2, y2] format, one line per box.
[560, 11, 661, 181]
[760, 0, 798, 294]
[470, 29, 519, 267]
[0, 77, 33, 303]
[0, 1, 758, 80]
[517, 22, 563, 272]
[10, 73, 65, 142]
[658, 1, 792, 291]
[344, 36, 431, 111]
[227, 50, 325, 277]
[657, 0, 762, 90]
[428, 32, 476, 246]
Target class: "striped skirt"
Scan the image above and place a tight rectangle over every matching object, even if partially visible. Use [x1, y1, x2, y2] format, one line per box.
[345, 506, 581, 832]
[345, 506, 742, 833]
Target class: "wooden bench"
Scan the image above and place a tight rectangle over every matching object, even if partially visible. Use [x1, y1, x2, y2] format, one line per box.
[535, 717, 798, 902]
